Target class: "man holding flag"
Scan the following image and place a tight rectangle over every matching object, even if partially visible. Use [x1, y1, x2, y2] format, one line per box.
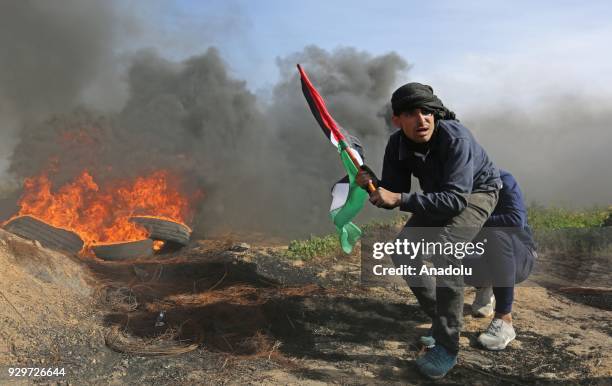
[298, 67, 501, 379]
[355, 83, 501, 379]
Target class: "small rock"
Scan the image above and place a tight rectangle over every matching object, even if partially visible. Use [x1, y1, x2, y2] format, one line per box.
[229, 242, 250, 252]
[292, 260, 305, 267]
[539, 372, 558, 380]
[33, 240, 42, 248]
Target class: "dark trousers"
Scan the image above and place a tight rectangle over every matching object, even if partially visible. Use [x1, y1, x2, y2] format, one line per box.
[464, 229, 536, 314]
[391, 191, 499, 354]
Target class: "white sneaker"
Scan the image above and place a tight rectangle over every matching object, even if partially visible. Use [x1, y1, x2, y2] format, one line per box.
[478, 318, 516, 350]
[472, 287, 495, 317]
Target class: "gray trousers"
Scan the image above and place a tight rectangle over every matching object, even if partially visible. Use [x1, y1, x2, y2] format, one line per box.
[392, 191, 499, 354]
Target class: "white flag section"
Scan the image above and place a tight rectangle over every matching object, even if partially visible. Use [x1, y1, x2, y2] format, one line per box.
[330, 183, 350, 212]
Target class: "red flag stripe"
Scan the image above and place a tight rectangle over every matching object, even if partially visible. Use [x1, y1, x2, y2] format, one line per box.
[297, 64, 346, 145]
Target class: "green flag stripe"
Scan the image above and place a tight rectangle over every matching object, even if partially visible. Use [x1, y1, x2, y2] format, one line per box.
[330, 144, 368, 253]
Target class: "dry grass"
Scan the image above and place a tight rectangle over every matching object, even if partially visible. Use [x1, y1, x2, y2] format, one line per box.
[104, 325, 201, 356]
[96, 284, 139, 312]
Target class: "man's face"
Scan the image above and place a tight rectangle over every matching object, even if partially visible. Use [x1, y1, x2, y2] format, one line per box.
[392, 108, 435, 143]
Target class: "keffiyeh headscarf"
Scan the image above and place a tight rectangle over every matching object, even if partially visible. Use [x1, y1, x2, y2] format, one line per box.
[391, 82, 456, 120]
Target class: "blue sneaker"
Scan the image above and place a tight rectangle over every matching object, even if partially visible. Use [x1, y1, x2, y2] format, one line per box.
[419, 327, 435, 348]
[415, 345, 458, 379]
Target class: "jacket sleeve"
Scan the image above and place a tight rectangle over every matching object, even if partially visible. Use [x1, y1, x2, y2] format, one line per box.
[379, 138, 411, 194]
[484, 175, 527, 227]
[399, 138, 472, 219]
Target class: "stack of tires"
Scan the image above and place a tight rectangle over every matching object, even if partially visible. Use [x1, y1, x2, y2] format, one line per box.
[3, 215, 191, 261]
[92, 217, 192, 261]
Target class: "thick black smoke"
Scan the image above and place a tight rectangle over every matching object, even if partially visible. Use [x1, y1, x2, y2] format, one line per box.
[0, 0, 122, 217]
[3, 3, 609, 240]
[8, 45, 408, 238]
[0, 1, 117, 117]
[464, 96, 612, 207]
[267, 46, 408, 235]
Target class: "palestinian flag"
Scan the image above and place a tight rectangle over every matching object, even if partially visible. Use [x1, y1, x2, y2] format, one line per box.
[297, 64, 369, 253]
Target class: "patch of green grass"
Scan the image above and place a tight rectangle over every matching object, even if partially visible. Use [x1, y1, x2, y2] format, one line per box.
[283, 215, 408, 260]
[527, 204, 609, 229]
[284, 206, 611, 259]
[284, 233, 340, 260]
[528, 205, 611, 254]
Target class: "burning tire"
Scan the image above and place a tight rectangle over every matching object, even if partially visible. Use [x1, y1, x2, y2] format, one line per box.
[129, 216, 191, 246]
[92, 239, 154, 261]
[3, 215, 84, 254]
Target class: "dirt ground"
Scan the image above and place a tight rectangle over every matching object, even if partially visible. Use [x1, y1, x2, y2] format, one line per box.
[0, 228, 610, 385]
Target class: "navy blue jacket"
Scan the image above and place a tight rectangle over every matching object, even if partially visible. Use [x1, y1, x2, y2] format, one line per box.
[485, 170, 527, 227]
[485, 170, 536, 250]
[380, 119, 502, 220]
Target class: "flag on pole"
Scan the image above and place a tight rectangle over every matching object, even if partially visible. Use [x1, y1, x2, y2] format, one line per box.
[297, 64, 369, 253]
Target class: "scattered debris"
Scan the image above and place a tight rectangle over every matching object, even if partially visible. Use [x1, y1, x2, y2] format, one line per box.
[155, 311, 166, 328]
[556, 286, 612, 310]
[97, 285, 138, 312]
[558, 286, 612, 295]
[229, 242, 250, 252]
[1, 230, 610, 384]
[104, 326, 200, 357]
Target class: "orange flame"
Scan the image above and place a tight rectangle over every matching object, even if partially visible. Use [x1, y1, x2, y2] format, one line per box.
[12, 170, 198, 251]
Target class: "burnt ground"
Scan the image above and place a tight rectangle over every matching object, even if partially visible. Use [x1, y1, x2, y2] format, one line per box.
[0, 231, 610, 385]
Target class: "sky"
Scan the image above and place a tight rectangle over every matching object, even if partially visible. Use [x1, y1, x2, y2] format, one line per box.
[1, 0, 611, 211]
[112, 0, 612, 110]
[110, 0, 612, 208]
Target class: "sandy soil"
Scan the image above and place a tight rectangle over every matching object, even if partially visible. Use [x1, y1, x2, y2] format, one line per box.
[0, 229, 610, 385]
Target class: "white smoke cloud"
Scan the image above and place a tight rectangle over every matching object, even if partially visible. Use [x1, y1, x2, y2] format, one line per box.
[414, 26, 612, 206]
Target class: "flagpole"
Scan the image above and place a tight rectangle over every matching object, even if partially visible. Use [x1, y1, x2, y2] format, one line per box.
[297, 64, 376, 194]
[339, 141, 376, 193]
